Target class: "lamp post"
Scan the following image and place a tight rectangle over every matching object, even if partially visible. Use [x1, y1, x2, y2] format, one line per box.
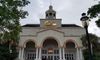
[80, 13, 93, 60]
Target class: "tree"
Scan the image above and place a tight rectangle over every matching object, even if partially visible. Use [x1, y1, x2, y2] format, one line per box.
[0, 0, 30, 42]
[81, 33, 98, 49]
[81, 33, 99, 60]
[0, 0, 30, 60]
[0, 42, 17, 60]
[87, 2, 100, 27]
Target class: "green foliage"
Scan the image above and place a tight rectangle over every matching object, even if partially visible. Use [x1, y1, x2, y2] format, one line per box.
[0, 0, 30, 42]
[94, 52, 100, 60]
[87, 3, 100, 18]
[87, 2, 100, 27]
[81, 33, 100, 60]
[0, 0, 30, 60]
[83, 49, 100, 60]
[96, 19, 100, 27]
[0, 43, 18, 60]
[83, 49, 89, 60]
[81, 33, 98, 48]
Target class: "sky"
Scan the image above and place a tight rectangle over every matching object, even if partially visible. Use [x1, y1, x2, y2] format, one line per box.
[20, 0, 100, 37]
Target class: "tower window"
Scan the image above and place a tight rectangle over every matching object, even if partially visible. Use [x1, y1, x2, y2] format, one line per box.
[53, 14, 55, 17]
[49, 13, 52, 16]
[46, 14, 48, 17]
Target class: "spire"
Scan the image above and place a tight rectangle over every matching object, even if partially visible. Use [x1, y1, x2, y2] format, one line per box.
[45, 5, 56, 19]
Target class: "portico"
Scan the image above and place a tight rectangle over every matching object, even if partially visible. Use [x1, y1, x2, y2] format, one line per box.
[18, 36, 83, 60]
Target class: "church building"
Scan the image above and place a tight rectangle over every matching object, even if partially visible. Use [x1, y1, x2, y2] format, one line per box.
[18, 5, 85, 60]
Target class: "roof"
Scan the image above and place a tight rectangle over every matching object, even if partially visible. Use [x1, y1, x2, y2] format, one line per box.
[61, 24, 81, 27]
[22, 24, 40, 27]
[22, 24, 82, 28]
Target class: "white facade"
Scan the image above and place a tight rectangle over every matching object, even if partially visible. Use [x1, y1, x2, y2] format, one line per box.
[18, 5, 85, 60]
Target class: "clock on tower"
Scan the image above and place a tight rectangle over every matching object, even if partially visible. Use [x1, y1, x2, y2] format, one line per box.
[44, 21, 57, 26]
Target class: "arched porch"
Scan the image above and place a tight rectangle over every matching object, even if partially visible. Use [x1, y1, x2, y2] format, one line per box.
[64, 42, 76, 60]
[41, 38, 59, 60]
[19, 39, 83, 60]
[24, 41, 36, 60]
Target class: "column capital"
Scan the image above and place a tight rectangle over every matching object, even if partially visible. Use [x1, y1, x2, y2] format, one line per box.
[76, 46, 83, 49]
[17, 45, 25, 49]
[59, 46, 64, 48]
[36, 46, 42, 48]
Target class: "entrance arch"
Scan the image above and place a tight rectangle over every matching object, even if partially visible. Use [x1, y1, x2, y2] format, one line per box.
[24, 41, 36, 60]
[42, 38, 59, 60]
[43, 38, 58, 48]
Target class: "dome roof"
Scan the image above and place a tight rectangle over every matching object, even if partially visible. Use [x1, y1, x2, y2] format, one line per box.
[46, 5, 56, 13]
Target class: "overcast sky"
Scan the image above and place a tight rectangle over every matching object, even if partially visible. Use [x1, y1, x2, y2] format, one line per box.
[20, 0, 100, 37]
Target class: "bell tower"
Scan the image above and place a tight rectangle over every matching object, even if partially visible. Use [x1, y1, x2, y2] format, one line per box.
[40, 5, 62, 28]
[45, 5, 56, 19]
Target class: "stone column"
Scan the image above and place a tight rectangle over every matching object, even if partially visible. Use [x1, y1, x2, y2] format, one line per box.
[38, 47, 42, 60]
[21, 47, 24, 60]
[35, 48, 39, 60]
[79, 48, 83, 60]
[76, 48, 80, 60]
[59, 48, 62, 60]
[62, 48, 65, 60]
[18, 48, 21, 60]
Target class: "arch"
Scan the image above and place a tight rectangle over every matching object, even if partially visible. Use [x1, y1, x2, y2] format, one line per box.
[26, 41, 35, 48]
[41, 37, 60, 48]
[23, 39, 37, 48]
[43, 38, 58, 48]
[24, 40, 36, 60]
[64, 39, 78, 48]
[66, 42, 75, 48]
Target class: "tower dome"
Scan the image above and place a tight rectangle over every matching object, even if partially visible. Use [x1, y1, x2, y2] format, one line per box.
[45, 5, 56, 19]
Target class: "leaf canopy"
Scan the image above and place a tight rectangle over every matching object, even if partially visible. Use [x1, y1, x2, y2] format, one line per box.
[0, 0, 30, 43]
[87, 2, 100, 27]
[81, 33, 98, 48]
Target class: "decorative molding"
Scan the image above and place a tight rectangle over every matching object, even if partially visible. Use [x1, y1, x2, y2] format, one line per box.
[37, 29, 64, 34]
[20, 35, 36, 37]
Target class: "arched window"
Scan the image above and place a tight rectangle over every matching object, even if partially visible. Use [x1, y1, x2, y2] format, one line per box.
[49, 13, 52, 16]
[66, 42, 75, 48]
[26, 41, 35, 48]
[46, 14, 48, 17]
[53, 14, 55, 17]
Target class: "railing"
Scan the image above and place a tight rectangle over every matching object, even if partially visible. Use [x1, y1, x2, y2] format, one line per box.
[24, 48, 36, 60]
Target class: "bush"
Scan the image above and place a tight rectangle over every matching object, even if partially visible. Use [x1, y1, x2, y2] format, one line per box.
[0, 43, 18, 60]
[83, 49, 100, 60]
